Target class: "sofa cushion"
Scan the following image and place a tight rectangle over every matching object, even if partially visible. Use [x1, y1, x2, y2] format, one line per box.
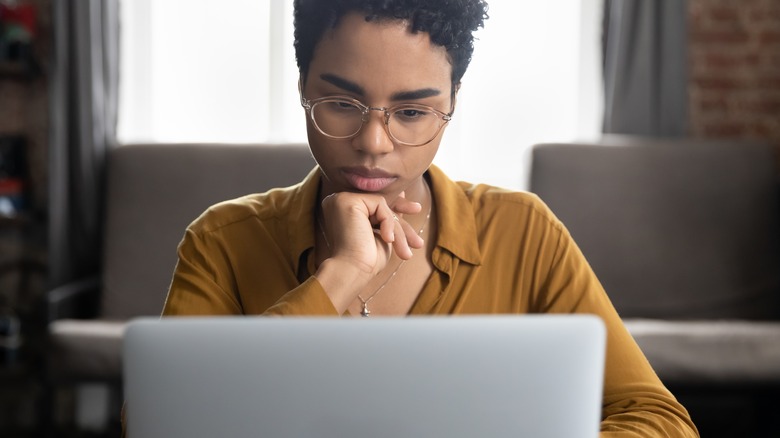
[530, 139, 780, 319]
[48, 319, 128, 381]
[100, 143, 315, 319]
[625, 319, 780, 384]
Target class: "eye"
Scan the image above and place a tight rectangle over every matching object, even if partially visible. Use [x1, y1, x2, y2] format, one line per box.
[394, 108, 430, 121]
[322, 100, 361, 113]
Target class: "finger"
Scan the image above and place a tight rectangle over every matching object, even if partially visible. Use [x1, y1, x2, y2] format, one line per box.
[373, 228, 393, 260]
[375, 201, 398, 244]
[391, 193, 423, 216]
[390, 213, 428, 260]
[398, 216, 424, 249]
[391, 225, 414, 260]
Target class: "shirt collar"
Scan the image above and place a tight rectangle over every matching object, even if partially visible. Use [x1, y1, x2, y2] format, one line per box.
[427, 165, 482, 265]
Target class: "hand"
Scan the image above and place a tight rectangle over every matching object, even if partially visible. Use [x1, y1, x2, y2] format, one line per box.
[319, 191, 424, 276]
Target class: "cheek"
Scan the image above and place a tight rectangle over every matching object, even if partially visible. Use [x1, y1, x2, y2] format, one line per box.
[306, 123, 328, 164]
[306, 126, 345, 169]
[403, 144, 440, 175]
[419, 132, 444, 164]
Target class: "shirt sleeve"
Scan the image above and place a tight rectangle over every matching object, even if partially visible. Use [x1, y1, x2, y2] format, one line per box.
[539, 225, 699, 438]
[262, 276, 340, 316]
[163, 227, 339, 317]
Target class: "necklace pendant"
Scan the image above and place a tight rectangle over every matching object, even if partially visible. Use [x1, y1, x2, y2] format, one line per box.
[360, 303, 371, 317]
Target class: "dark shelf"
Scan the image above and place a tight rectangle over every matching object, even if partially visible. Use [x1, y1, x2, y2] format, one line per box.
[0, 61, 36, 79]
[0, 213, 31, 227]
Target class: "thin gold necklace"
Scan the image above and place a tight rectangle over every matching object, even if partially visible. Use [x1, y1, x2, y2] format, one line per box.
[317, 182, 432, 317]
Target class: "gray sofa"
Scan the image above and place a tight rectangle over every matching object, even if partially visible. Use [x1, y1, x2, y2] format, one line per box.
[47, 138, 780, 434]
[529, 137, 780, 435]
[45, 143, 316, 428]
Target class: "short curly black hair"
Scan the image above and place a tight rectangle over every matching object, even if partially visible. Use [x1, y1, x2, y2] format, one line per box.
[293, 0, 489, 88]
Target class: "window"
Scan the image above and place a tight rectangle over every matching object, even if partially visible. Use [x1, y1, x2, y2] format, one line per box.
[118, 0, 603, 190]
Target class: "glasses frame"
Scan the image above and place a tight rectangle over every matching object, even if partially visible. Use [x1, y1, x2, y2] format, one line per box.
[300, 95, 453, 147]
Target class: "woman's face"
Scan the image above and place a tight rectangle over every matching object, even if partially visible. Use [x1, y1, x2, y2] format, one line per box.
[302, 12, 454, 201]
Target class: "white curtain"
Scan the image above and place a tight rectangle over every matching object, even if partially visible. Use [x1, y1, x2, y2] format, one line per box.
[118, 0, 603, 190]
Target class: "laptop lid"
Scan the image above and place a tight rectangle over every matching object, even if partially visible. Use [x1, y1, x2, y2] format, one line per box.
[123, 315, 605, 438]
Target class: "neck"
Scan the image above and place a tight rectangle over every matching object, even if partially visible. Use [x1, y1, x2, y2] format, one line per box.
[404, 176, 432, 210]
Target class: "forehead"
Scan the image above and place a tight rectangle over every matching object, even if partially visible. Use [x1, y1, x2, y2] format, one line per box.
[306, 13, 452, 96]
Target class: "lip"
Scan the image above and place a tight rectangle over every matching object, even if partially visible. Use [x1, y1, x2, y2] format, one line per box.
[341, 167, 397, 192]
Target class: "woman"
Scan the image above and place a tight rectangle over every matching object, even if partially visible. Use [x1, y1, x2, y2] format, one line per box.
[162, 1, 698, 436]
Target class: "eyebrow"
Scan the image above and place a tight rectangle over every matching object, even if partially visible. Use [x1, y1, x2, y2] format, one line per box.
[320, 73, 365, 95]
[320, 73, 442, 102]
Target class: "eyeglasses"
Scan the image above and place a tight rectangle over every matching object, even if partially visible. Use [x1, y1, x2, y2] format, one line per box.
[300, 95, 452, 147]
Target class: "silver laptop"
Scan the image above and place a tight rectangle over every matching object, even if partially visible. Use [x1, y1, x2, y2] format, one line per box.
[123, 315, 605, 438]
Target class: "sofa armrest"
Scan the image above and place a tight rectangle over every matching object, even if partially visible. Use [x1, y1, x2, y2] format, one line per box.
[46, 276, 101, 323]
[625, 318, 780, 385]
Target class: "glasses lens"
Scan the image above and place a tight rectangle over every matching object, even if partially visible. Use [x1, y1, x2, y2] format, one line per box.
[388, 106, 445, 146]
[311, 100, 364, 138]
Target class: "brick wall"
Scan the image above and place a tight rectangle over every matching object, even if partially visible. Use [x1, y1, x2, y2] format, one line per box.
[689, 0, 780, 151]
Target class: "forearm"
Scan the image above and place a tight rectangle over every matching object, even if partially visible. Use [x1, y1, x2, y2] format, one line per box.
[600, 385, 699, 437]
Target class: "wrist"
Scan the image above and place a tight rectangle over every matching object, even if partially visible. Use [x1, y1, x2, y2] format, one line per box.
[313, 257, 373, 313]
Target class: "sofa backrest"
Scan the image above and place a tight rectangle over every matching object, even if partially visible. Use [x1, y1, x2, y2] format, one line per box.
[100, 143, 316, 319]
[530, 138, 780, 320]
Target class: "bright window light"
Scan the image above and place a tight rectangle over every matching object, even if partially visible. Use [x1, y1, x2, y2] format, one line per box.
[118, 0, 603, 190]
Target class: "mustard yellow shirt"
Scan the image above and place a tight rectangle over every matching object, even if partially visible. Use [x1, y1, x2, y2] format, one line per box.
[163, 165, 698, 437]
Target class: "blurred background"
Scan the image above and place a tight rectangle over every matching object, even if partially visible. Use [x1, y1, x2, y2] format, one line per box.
[1, 0, 779, 436]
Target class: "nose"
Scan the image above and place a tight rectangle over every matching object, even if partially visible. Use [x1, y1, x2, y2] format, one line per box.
[352, 109, 394, 155]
